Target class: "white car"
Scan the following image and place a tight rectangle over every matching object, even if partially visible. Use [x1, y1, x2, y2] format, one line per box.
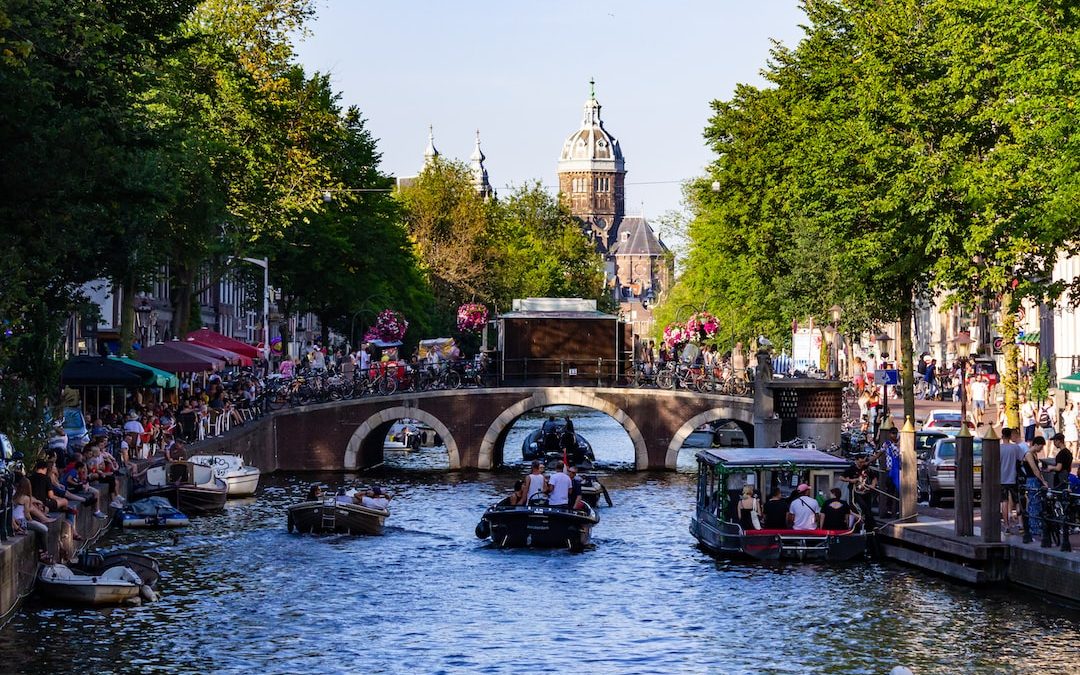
[921, 409, 968, 432]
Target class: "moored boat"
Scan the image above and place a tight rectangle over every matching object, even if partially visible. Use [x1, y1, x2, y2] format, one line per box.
[132, 461, 228, 515]
[287, 491, 389, 535]
[689, 447, 866, 562]
[37, 564, 148, 605]
[118, 496, 190, 528]
[475, 494, 599, 551]
[188, 453, 262, 497]
[69, 550, 161, 593]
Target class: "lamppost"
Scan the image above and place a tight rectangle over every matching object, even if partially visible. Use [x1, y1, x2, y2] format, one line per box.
[229, 256, 270, 366]
[952, 329, 975, 535]
[875, 330, 893, 424]
[135, 298, 153, 349]
[828, 304, 842, 378]
[953, 330, 973, 427]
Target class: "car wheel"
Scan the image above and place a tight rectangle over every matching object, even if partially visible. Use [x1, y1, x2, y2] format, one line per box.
[928, 482, 942, 508]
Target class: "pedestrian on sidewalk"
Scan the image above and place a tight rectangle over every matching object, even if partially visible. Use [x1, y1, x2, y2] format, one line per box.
[1038, 396, 1056, 439]
[1020, 393, 1037, 443]
[1061, 402, 1078, 454]
[1020, 437, 1049, 540]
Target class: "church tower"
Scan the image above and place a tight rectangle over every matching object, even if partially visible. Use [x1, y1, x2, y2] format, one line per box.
[557, 80, 626, 252]
[470, 129, 494, 200]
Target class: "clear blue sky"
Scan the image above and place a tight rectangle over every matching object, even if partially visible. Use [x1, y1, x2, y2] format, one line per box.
[295, 1, 807, 221]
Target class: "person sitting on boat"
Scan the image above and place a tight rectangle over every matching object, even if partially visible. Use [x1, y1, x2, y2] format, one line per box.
[524, 460, 548, 502]
[546, 461, 572, 509]
[543, 426, 561, 455]
[737, 485, 762, 531]
[360, 487, 391, 510]
[762, 488, 788, 529]
[509, 479, 525, 505]
[787, 484, 821, 531]
[306, 485, 324, 501]
[821, 488, 860, 531]
[567, 465, 584, 510]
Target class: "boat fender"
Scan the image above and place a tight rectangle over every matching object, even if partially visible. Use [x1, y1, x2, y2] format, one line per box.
[140, 585, 158, 602]
[474, 519, 491, 539]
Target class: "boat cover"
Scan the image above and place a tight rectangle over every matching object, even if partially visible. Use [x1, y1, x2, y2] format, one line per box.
[129, 497, 177, 516]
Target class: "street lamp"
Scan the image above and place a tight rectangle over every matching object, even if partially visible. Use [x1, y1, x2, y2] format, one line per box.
[875, 330, 894, 426]
[828, 305, 842, 378]
[135, 298, 153, 348]
[953, 330, 973, 427]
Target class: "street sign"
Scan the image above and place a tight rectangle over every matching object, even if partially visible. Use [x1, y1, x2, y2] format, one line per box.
[875, 369, 899, 386]
[993, 337, 1004, 354]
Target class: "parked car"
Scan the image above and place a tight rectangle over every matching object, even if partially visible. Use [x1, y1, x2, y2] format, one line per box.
[915, 430, 949, 457]
[917, 436, 983, 507]
[973, 358, 999, 391]
[921, 409, 968, 431]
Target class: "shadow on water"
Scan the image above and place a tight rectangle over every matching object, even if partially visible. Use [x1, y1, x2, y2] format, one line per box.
[0, 410, 1077, 674]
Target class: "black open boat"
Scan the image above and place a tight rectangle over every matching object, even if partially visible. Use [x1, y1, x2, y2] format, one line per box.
[287, 493, 389, 535]
[132, 461, 228, 515]
[475, 494, 599, 551]
[521, 418, 595, 465]
[689, 447, 867, 562]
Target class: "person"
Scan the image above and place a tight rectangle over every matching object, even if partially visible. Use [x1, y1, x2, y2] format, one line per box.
[839, 454, 878, 530]
[1048, 433, 1073, 489]
[509, 479, 525, 506]
[1020, 437, 1049, 540]
[1062, 402, 1079, 454]
[164, 438, 186, 462]
[47, 425, 69, 468]
[546, 461, 572, 509]
[567, 466, 584, 510]
[969, 376, 989, 424]
[821, 488, 858, 531]
[306, 484, 324, 501]
[998, 428, 1025, 533]
[560, 421, 579, 463]
[924, 359, 938, 400]
[13, 477, 55, 562]
[523, 460, 547, 502]
[736, 485, 761, 531]
[1038, 397, 1056, 439]
[787, 484, 821, 531]
[1020, 393, 1037, 443]
[360, 486, 391, 510]
[762, 488, 789, 529]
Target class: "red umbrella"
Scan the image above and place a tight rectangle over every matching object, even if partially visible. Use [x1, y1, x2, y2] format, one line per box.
[185, 327, 261, 360]
[178, 339, 253, 367]
[134, 342, 226, 373]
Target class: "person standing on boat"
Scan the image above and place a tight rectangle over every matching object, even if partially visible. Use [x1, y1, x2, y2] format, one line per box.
[566, 466, 583, 510]
[546, 461, 572, 509]
[787, 484, 821, 531]
[524, 460, 548, 503]
[737, 485, 761, 530]
[762, 488, 788, 529]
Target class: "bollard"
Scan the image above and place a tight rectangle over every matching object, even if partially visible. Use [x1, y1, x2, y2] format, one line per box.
[981, 425, 1001, 543]
[955, 426, 974, 537]
[900, 416, 917, 521]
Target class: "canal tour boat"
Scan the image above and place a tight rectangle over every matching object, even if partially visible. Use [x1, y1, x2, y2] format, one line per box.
[475, 493, 599, 551]
[287, 490, 390, 535]
[690, 447, 866, 562]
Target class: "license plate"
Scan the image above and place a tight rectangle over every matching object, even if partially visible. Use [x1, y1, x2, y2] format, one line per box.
[973, 466, 981, 474]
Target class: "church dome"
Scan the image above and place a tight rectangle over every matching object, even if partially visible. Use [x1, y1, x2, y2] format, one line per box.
[558, 85, 625, 174]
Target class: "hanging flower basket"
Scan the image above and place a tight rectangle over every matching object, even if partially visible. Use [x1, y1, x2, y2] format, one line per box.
[663, 322, 689, 350]
[456, 303, 488, 333]
[685, 311, 719, 343]
[363, 309, 409, 343]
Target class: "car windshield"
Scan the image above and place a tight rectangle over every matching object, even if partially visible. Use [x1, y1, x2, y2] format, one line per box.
[932, 413, 962, 424]
[936, 439, 983, 460]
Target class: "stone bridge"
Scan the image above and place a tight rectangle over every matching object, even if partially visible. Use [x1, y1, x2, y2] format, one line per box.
[195, 377, 844, 472]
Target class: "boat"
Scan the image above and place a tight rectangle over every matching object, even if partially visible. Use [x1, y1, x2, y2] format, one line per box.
[384, 419, 439, 452]
[521, 418, 596, 465]
[475, 493, 599, 551]
[69, 550, 161, 592]
[689, 447, 867, 562]
[132, 461, 228, 515]
[118, 496, 190, 528]
[287, 491, 389, 535]
[37, 564, 150, 605]
[578, 473, 613, 508]
[188, 453, 262, 497]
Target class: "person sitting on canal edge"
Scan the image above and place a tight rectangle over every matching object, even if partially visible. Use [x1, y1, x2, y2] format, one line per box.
[546, 461, 572, 509]
[821, 488, 859, 531]
[762, 488, 788, 529]
[787, 484, 821, 530]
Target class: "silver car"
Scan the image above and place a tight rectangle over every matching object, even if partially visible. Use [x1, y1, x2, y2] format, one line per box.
[917, 437, 983, 507]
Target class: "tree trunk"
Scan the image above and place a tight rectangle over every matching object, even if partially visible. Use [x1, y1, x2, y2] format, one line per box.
[171, 264, 196, 337]
[900, 288, 916, 425]
[278, 297, 295, 359]
[1000, 292, 1020, 428]
[119, 274, 137, 355]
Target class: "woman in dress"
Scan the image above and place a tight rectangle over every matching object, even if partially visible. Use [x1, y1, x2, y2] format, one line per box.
[1062, 401, 1079, 453]
[737, 485, 761, 531]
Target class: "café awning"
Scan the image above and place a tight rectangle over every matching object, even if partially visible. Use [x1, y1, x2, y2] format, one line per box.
[185, 327, 261, 360]
[133, 342, 226, 373]
[1059, 371, 1080, 393]
[61, 356, 154, 387]
[108, 355, 179, 388]
[179, 339, 253, 367]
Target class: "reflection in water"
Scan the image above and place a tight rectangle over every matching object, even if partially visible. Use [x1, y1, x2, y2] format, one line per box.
[0, 409, 1076, 674]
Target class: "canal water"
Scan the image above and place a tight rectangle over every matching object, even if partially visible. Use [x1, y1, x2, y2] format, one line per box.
[1, 408, 1077, 674]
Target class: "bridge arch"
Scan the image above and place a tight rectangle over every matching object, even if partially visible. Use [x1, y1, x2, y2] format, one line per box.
[478, 389, 648, 470]
[344, 406, 460, 470]
[664, 406, 756, 470]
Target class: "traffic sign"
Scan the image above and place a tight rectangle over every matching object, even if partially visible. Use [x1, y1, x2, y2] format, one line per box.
[875, 369, 899, 386]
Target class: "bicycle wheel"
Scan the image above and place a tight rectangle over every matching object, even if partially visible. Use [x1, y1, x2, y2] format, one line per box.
[267, 392, 286, 411]
[379, 376, 398, 395]
[656, 370, 675, 390]
[444, 371, 461, 389]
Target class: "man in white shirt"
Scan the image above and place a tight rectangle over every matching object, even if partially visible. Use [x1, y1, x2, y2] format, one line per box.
[360, 486, 391, 511]
[122, 411, 144, 435]
[787, 484, 821, 530]
[546, 461, 572, 508]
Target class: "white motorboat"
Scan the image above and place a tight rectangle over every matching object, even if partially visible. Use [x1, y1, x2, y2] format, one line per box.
[188, 453, 262, 497]
[37, 564, 149, 605]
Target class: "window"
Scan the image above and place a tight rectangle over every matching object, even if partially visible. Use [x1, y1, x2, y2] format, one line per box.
[594, 177, 609, 192]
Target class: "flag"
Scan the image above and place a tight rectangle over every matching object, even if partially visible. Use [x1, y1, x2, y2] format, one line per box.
[885, 440, 900, 487]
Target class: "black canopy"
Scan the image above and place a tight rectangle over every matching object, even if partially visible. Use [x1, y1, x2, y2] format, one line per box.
[61, 356, 155, 387]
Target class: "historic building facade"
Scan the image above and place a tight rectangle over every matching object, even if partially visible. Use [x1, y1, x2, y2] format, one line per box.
[557, 83, 672, 338]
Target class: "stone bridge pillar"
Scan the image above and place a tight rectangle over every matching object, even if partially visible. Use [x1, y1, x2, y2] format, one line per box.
[754, 349, 781, 447]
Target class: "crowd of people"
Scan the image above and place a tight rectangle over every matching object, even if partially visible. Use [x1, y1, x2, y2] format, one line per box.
[508, 460, 585, 510]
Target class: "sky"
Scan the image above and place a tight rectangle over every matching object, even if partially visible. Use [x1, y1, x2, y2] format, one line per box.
[294, 1, 807, 222]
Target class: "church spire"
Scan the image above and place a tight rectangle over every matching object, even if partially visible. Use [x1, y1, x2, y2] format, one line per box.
[423, 125, 439, 166]
[470, 129, 494, 200]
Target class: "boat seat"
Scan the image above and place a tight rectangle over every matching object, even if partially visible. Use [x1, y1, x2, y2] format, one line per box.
[748, 529, 851, 537]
